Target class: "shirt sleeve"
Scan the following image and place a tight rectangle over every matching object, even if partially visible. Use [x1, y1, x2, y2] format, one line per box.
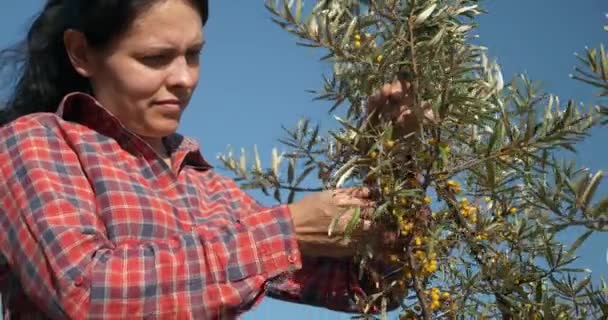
[0, 117, 301, 319]
[217, 176, 402, 313]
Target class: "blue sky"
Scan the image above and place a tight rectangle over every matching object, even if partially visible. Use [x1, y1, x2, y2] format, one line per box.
[1, 1, 606, 319]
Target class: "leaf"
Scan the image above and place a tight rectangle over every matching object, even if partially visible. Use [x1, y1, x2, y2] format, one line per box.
[574, 276, 592, 294]
[535, 280, 543, 303]
[274, 187, 282, 203]
[592, 197, 608, 217]
[308, 125, 321, 152]
[332, 157, 359, 180]
[271, 147, 281, 178]
[336, 165, 356, 188]
[566, 230, 594, 260]
[328, 207, 348, 237]
[414, 3, 437, 25]
[254, 145, 262, 172]
[580, 170, 603, 208]
[341, 17, 358, 47]
[600, 44, 608, 81]
[239, 148, 247, 174]
[282, 0, 295, 22]
[486, 160, 496, 191]
[294, 0, 303, 22]
[295, 165, 315, 187]
[487, 119, 504, 154]
[343, 206, 361, 238]
[525, 109, 537, 140]
[287, 158, 296, 184]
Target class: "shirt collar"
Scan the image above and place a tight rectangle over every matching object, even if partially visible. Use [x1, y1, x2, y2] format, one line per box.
[56, 92, 212, 170]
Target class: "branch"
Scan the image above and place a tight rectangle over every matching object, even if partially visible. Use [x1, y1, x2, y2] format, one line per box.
[407, 245, 433, 320]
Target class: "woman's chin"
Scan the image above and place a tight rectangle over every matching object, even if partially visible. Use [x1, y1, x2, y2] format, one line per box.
[141, 121, 180, 138]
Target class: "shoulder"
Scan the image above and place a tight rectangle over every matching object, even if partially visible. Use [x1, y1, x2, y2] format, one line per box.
[0, 112, 75, 167]
[0, 112, 64, 147]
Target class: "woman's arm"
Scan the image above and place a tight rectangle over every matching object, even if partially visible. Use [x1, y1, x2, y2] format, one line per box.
[0, 116, 302, 319]
[220, 178, 402, 313]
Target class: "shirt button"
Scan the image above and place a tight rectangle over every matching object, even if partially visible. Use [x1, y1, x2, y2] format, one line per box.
[74, 276, 85, 287]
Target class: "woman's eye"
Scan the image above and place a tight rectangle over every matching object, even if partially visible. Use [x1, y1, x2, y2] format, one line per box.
[186, 50, 201, 64]
[139, 54, 172, 67]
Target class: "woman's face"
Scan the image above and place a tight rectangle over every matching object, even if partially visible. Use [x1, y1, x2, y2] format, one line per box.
[79, 0, 204, 141]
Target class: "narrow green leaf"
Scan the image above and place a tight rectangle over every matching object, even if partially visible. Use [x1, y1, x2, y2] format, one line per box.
[343, 207, 361, 237]
[294, 0, 303, 22]
[414, 3, 437, 25]
[535, 280, 543, 303]
[592, 197, 608, 217]
[600, 44, 608, 81]
[580, 170, 604, 208]
[341, 17, 358, 47]
[328, 207, 348, 237]
[566, 230, 594, 260]
[295, 165, 315, 187]
[282, 0, 295, 22]
[239, 148, 247, 174]
[525, 109, 536, 140]
[574, 276, 592, 294]
[254, 145, 262, 172]
[287, 158, 295, 184]
[308, 125, 320, 152]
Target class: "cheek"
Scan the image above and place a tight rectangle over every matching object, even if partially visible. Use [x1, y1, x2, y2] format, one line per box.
[100, 57, 164, 104]
[117, 68, 165, 101]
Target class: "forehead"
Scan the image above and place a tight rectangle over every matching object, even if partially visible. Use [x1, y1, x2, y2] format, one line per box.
[119, 0, 204, 47]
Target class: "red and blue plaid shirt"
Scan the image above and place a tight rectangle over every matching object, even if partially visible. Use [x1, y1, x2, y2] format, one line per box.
[0, 92, 375, 319]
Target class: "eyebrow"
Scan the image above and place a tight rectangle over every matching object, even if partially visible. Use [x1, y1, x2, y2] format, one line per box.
[140, 40, 206, 53]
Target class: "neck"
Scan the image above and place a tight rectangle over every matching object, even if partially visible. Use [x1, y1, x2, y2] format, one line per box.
[142, 137, 171, 164]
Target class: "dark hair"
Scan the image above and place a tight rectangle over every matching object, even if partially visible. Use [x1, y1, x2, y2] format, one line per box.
[0, 0, 208, 125]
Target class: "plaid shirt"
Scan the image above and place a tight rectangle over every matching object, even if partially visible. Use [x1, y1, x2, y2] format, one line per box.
[0, 93, 373, 319]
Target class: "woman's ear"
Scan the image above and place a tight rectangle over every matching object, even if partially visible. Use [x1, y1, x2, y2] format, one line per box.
[63, 29, 95, 77]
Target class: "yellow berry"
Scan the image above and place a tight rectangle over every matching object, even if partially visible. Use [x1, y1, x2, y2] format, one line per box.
[460, 208, 469, 218]
[447, 180, 462, 193]
[424, 196, 432, 204]
[509, 207, 517, 214]
[355, 40, 361, 47]
[430, 300, 441, 310]
[484, 197, 491, 202]
[355, 34, 361, 41]
[442, 292, 450, 300]
[414, 236, 423, 246]
[376, 55, 383, 63]
[384, 139, 395, 149]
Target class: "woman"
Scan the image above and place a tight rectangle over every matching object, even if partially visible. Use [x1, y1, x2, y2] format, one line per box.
[0, 0, 421, 319]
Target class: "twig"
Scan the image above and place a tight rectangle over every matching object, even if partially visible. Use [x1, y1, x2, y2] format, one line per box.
[407, 246, 432, 320]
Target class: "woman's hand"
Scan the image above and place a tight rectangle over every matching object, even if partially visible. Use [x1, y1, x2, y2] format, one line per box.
[365, 79, 435, 138]
[288, 187, 375, 258]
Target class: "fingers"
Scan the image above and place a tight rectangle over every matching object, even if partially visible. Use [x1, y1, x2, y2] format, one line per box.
[366, 84, 391, 113]
[345, 186, 371, 198]
[334, 196, 375, 209]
